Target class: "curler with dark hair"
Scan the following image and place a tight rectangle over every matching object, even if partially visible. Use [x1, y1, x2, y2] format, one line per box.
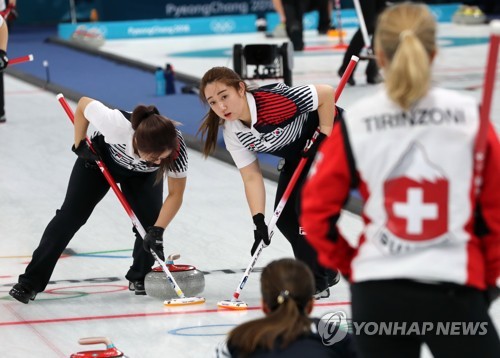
[219, 260, 356, 357]
[131, 104, 179, 181]
[197, 67, 248, 157]
[131, 105, 160, 129]
[226, 259, 315, 355]
[9, 95, 189, 305]
[200, 65, 338, 308]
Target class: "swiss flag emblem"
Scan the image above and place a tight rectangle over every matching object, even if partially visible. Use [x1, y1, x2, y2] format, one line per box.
[384, 143, 448, 241]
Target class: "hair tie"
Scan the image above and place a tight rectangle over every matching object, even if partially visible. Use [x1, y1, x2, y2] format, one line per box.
[399, 29, 413, 41]
[277, 290, 289, 305]
[141, 109, 158, 121]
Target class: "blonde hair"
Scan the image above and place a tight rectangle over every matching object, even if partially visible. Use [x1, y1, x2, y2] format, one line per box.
[375, 2, 437, 110]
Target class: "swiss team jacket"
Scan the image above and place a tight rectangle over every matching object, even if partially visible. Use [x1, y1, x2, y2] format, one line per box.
[301, 87, 500, 290]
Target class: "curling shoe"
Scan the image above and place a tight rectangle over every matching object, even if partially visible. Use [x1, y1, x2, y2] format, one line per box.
[314, 287, 330, 300]
[9, 283, 37, 304]
[367, 73, 384, 85]
[314, 270, 341, 300]
[129, 280, 146, 295]
[327, 269, 341, 287]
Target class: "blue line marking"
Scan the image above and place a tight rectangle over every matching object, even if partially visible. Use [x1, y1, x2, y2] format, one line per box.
[168, 324, 237, 336]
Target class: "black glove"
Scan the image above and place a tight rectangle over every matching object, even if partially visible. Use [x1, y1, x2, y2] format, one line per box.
[301, 132, 327, 158]
[0, 50, 8, 72]
[72, 139, 100, 162]
[250, 213, 270, 256]
[143, 226, 165, 262]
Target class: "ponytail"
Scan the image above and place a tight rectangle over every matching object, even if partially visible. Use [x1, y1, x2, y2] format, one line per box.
[386, 30, 431, 110]
[131, 105, 160, 130]
[197, 111, 223, 157]
[131, 104, 179, 181]
[227, 296, 311, 356]
[226, 258, 315, 356]
[375, 2, 437, 110]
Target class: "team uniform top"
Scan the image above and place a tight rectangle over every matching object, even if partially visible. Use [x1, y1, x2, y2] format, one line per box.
[303, 86, 500, 291]
[214, 320, 355, 357]
[223, 83, 318, 169]
[84, 100, 188, 178]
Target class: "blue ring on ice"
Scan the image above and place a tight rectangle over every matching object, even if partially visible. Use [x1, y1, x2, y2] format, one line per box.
[168, 324, 237, 336]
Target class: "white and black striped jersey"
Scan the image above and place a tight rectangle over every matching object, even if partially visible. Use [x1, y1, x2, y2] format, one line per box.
[223, 83, 318, 169]
[84, 100, 188, 178]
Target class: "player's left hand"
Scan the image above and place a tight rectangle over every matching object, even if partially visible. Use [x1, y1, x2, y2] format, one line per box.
[251, 213, 270, 256]
[144, 226, 165, 262]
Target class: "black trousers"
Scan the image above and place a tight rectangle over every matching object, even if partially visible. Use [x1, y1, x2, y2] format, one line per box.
[339, 0, 386, 79]
[351, 280, 500, 358]
[19, 153, 163, 293]
[273, 112, 331, 291]
[282, 0, 330, 50]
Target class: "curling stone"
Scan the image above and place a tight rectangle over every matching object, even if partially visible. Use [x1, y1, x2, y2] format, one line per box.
[70, 25, 105, 48]
[71, 337, 127, 358]
[145, 254, 205, 300]
[452, 5, 486, 25]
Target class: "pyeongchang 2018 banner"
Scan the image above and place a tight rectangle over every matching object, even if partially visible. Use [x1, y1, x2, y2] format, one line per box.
[95, 0, 275, 21]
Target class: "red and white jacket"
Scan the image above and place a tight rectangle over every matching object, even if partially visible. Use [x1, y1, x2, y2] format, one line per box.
[301, 87, 500, 290]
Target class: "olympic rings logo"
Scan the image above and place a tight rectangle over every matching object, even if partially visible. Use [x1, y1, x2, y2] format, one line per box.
[209, 19, 236, 33]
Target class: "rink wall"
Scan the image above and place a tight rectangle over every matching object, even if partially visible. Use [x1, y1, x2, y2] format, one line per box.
[58, 4, 459, 40]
